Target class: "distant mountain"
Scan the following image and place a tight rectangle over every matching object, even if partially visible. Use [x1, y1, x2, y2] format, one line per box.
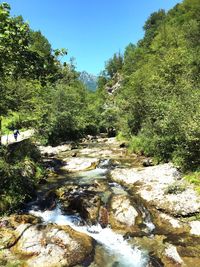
[79, 71, 98, 91]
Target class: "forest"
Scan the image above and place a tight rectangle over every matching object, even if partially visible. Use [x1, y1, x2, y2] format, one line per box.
[0, 0, 200, 212]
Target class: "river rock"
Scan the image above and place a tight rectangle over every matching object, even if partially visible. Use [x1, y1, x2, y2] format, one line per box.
[151, 209, 190, 236]
[61, 157, 99, 172]
[79, 147, 114, 158]
[39, 144, 71, 156]
[109, 195, 140, 233]
[189, 221, 200, 236]
[110, 163, 200, 216]
[132, 235, 184, 266]
[56, 184, 102, 224]
[167, 234, 200, 263]
[0, 228, 17, 250]
[98, 207, 109, 228]
[13, 223, 92, 267]
[36, 190, 57, 211]
[0, 215, 41, 250]
[0, 214, 41, 230]
[163, 244, 184, 266]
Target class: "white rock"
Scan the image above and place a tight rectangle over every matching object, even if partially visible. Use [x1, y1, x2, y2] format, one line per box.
[14, 224, 92, 267]
[111, 163, 200, 216]
[160, 213, 181, 228]
[190, 221, 200, 236]
[62, 157, 99, 172]
[165, 244, 183, 264]
[111, 195, 138, 226]
[39, 144, 71, 156]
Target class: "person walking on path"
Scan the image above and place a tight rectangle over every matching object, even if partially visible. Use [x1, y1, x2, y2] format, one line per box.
[13, 129, 20, 141]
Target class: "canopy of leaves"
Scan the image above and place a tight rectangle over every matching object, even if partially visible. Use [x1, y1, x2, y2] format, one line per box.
[95, 0, 200, 171]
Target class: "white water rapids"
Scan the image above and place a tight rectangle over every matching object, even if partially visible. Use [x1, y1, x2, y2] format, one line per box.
[30, 205, 148, 267]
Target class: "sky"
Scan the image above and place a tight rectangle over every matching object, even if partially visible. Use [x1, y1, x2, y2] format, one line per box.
[4, 0, 182, 75]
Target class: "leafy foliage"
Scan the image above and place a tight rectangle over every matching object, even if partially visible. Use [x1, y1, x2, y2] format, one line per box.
[96, 0, 200, 171]
[105, 52, 123, 78]
[0, 141, 43, 214]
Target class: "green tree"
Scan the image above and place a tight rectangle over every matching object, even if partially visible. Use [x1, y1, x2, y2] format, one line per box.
[105, 52, 123, 78]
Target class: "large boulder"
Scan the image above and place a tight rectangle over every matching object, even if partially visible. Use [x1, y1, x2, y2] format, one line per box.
[61, 157, 99, 172]
[0, 215, 42, 250]
[13, 223, 93, 267]
[110, 164, 200, 216]
[56, 184, 103, 224]
[109, 195, 141, 233]
[0, 214, 93, 267]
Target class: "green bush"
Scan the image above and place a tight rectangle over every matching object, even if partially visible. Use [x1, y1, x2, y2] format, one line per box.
[0, 142, 44, 215]
[0, 158, 36, 214]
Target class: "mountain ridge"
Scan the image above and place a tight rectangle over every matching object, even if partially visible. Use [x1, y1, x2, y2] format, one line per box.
[79, 71, 98, 91]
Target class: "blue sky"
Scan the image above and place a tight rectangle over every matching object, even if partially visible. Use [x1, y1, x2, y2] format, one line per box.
[5, 0, 182, 75]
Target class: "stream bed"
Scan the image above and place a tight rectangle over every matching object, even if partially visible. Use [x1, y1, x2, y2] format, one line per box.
[1, 137, 200, 267]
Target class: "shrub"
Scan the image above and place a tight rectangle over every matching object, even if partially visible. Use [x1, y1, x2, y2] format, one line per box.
[0, 141, 44, 214]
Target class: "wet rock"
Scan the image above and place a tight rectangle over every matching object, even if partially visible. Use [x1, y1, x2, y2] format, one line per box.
[37, 190, 57, 211]
[85, 135, 97, 141]
[132, 235, 184, 267]
[98, 207, 109, 228]
[79, 137, 130, 159]
[110, 163, 200, 216]
[61, 157, 99, 172]
[56, 184, 102, 224]
[43, 158, 63, 172]
[109, 195, 140, 233]
[107, 127, 116, 137]
[13, 224, 93, 267]
[71, 142, 79, 150]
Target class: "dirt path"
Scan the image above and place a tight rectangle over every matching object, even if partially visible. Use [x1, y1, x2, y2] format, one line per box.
[1, 129, 34, 145]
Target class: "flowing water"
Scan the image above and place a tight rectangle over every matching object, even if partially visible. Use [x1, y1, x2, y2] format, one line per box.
[27, 150, 155, 267]
[30, 206, 148, 267]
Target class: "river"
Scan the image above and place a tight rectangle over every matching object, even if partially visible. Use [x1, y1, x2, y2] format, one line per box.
[1, 137, 200, 266]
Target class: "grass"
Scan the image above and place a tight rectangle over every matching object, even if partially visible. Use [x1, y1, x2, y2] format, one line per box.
[184, 171, 200, 195]
[116, 131, 127, 142]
